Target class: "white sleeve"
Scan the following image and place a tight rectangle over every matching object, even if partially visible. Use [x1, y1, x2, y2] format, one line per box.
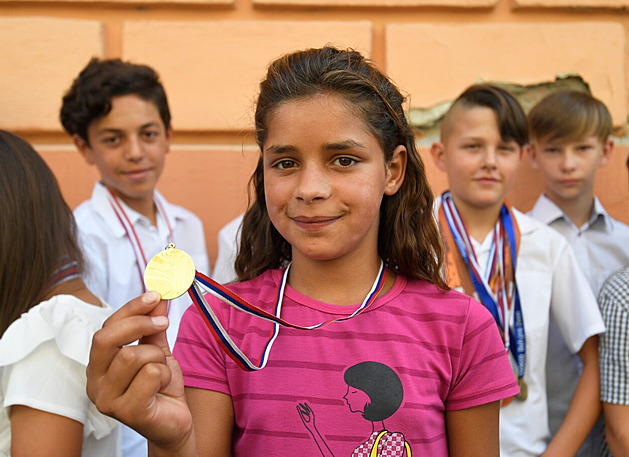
[549, 237, 605, 353]
[3, 339, 88, 425]
[212, 214, 243, 284]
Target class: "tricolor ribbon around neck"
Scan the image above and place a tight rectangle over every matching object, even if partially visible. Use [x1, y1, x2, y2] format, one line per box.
[105, 186, 174, 292]
[439, 191, 526, 386]
[42, 258, 81, 295]
[188, 261, 387, 371]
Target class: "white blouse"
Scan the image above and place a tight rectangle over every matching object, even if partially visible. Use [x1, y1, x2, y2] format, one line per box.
[0, 295, 121, 456]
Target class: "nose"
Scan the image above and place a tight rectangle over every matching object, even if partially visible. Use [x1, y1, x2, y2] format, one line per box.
[481, 147, 497, 169]
[295, 163, 331, 203]
[124, 135, 144, 162]
[560, 150, 577, 171]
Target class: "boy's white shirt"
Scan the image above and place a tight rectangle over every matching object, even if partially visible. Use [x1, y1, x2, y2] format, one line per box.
[529, 193, 629, 294]
[74, 181, 210, 457]
[529, 193, 629, 453]
[436, 200, 604, 456]
[74, 181, 210, 345]
[212, 213, 243, 284]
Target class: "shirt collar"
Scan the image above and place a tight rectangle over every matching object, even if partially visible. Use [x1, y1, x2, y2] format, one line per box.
[530, 194, 613, 233]
[91, 182, 157, 239]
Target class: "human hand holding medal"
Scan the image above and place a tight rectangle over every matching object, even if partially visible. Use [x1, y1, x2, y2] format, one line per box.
[144, 243, 196, 300]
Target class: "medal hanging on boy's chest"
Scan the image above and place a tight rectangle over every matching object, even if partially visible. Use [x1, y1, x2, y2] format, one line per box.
[144, 244, 387, 372]
[439, 192, 527, 404]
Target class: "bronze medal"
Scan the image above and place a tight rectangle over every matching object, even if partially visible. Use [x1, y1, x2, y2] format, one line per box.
[517, 377, 528, 401]
[144, 243, 196, 300]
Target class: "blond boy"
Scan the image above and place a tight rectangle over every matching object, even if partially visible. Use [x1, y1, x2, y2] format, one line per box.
[528, 91, 629, 456]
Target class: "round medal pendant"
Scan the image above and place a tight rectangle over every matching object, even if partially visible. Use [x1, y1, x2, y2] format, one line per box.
[144, 243, 196, 300]
[517, 377, 528, 401]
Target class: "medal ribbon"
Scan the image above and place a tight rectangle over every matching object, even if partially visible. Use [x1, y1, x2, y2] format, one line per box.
[439, 192, 526, 386]
[42, 258, 81, 295]
[188, 261, 387, 371]
[106, 187, 174, 292]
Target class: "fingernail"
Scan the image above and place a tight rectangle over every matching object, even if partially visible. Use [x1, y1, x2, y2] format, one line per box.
[142, 291, 161, 304]
[151, 316, 169, 327]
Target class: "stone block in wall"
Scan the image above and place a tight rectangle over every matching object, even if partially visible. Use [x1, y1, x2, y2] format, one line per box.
[385, 22, 626, 127]
[254, 0, 495, 6]
[123, 20, 372, 131]
[514, 0, 629, 7]
[0, 18, 103, 131]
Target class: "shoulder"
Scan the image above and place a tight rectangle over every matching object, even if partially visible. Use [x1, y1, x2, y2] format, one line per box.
[599, 266, 629, 301]
[0, 296, 112, 367]
[399, 278, 491, 324]
[218, 214, 244, 239]
[514, 209, 570, 251]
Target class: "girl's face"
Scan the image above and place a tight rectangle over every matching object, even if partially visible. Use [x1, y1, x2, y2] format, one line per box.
[343, 385, 370, 413]
[262, 93, 405, 266]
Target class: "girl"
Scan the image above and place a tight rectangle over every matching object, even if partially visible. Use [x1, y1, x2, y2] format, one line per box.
[86, 47, 519, 457]
[0, 130, 120, 456]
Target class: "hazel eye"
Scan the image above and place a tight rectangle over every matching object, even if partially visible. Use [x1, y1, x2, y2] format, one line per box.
[334, 157, 356, 167]
[275, 159, 296, 169]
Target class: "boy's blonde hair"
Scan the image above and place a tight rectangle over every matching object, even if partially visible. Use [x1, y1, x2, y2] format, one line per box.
[528, 90, 612, 143]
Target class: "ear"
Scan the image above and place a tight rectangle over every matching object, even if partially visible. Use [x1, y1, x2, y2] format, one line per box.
[164, 127, 173, 154]
[73, 134, 95, 166]
[430, 141, 447, 172]
[528, 142, 540, 170]
[384, 145, 407, 196]
[599, 138, 614, 168]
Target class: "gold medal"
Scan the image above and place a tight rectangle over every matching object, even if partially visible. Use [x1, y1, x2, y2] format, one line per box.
[144, 243, 196, 300]
[517, 377, 528, 401]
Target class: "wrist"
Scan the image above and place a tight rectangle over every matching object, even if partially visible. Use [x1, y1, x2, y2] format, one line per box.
[148, 426, 197, 457]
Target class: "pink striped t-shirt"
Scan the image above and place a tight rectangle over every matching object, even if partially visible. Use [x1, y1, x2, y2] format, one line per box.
[174, 269, 518, 456]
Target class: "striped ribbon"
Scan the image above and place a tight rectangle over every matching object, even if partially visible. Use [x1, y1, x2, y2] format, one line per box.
[105, 186, 174, 292]
[42, 258, 81, 295]
[188, 261, 387, 371]
[440, 192, 525, 383]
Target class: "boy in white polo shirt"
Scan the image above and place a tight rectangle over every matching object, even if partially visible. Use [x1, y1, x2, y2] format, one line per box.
[528, 90, 629, 456]
[60, 58, 210, 457]
[430, 84, 604, 456]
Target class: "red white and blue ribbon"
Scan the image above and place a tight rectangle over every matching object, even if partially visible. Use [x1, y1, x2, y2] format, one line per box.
[42, 258, 81, 295]
[188, 261, 386, 371]
[440, 191, 526, 383]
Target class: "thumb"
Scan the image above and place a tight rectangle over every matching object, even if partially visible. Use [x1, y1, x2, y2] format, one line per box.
[140, 296, 171, 351]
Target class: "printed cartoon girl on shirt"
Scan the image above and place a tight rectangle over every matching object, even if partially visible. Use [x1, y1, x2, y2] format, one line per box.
[297, 361, 411, 457]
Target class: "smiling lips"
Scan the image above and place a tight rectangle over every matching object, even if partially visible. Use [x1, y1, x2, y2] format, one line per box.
[122, 168, 150, 180]
[291, 215, 340, 230]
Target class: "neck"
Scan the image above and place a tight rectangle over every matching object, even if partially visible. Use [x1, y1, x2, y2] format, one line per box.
[451, 195, 502, 242]
[106, 184, 157, 226]
[42, 277, 102, 307]
[288, 252, 393, 306]
[545, 193, 594, 228]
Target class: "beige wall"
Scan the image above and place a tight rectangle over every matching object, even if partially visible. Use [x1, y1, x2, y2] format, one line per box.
[1, 0, 628, 268]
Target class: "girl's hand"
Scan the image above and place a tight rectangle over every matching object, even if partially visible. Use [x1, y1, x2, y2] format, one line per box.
[86, 291, 196, 455]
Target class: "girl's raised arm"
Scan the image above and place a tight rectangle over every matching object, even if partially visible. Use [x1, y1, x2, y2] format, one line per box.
[86, 291, 197, 457]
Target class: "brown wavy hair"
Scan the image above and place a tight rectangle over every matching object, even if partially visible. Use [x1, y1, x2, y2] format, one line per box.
[0, 131, 84, 336]
[235, 47, 446, 289]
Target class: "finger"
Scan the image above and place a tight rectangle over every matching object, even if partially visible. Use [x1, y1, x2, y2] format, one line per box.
[87, 293, 168, 400]
[140, 296, 171, 351]
[105, 360, 173, 428]
[95, 343, 169, 407]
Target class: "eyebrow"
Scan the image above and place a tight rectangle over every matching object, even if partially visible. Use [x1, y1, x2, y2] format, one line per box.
[95, 122, 161, 136]
[266, 139, 366, 155]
